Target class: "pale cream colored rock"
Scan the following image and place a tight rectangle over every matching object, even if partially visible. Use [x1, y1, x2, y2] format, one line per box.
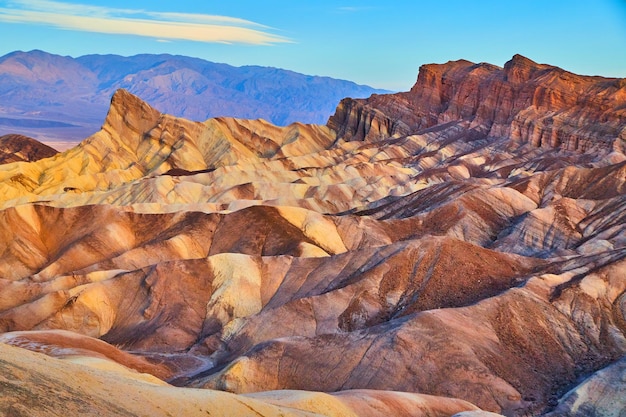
[0, 342, 322, 417]
[206, 253, 264, 327]
[276, 206, 348, 255]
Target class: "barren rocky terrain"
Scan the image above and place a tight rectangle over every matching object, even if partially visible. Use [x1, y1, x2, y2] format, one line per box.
[0, 54, 625, 416]
[0, 50, 388, 146]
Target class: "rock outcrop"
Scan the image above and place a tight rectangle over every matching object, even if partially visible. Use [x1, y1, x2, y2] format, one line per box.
[0, 134, 58, 163]
[544, 355, 626, 417]
[0, 55, 625, 416]
[328, 54, 626, 153]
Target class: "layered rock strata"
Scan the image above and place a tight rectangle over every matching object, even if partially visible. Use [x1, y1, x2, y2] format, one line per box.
[0, 55, 625, 416]
[329, 54, 626, 153]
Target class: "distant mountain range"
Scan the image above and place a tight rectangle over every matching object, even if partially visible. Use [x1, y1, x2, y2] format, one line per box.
[0, 50, 389, 146]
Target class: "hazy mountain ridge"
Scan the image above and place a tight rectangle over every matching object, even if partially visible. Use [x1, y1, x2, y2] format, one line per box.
[0, 55, 625, 417]
[0, 50, 389, 144]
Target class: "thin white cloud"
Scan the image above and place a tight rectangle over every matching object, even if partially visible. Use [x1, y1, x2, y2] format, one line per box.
[0, 0, 291, 45]
[145, 11, 271, 29]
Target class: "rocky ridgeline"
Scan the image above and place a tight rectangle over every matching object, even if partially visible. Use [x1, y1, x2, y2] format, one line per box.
[329, 54, 626, 153]
[0, 55, 625, 417]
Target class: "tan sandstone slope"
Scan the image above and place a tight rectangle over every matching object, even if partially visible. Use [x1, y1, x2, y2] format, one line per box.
[0, 55, 625, 417]
[0, 341, 482, 417]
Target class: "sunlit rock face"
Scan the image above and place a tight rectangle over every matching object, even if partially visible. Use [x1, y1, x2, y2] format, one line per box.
[0, 55, 625, 417]
[330, 54, 626, 153]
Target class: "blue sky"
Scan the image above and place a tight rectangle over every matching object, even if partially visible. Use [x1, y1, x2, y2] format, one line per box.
[0, 0, 624, 90]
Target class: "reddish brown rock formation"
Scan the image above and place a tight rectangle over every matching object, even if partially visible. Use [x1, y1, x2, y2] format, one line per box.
[0, 55, 625, 417]
[0, 133, 58, 163]
[329, 54, 626, 152]
[0, 330, 172, 379]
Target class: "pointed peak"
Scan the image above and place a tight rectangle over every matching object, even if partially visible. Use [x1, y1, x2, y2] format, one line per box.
[102, 89, 162, 141]
[506, 54, 538, 67]
[107, 89, 160, 119]
[503, 54, 547, 83]
[110, 88, 149, 108]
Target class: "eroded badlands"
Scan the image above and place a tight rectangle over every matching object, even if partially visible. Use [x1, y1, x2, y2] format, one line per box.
[0, 55, 625, 416]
